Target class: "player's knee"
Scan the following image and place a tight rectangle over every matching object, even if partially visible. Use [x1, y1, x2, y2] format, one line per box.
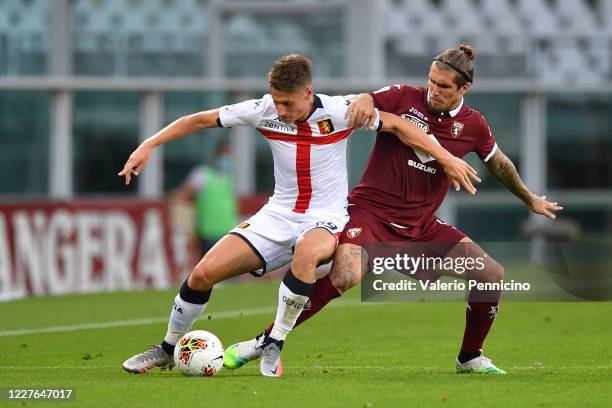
[327, 244, 365, 293]
[329, 259, 361, 293]
[189, 261, 217, 291]
[291, 256, 318, 284]
[484, 260, 504, 283]
[293, 241, 330, 270]
[329, 268, 359, 293]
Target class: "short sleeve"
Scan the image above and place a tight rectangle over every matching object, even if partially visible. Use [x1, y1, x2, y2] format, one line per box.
[474, 114, 498, 162]
[368, 84, 407, 113]
[333, 94, 381, 131]
[218, 97, 267, 128]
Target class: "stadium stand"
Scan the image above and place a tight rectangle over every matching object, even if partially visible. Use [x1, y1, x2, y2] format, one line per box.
[0, 0, 48, 74]
[72, 0, 208, 75]
[383, 0, 610, 84]
[2, 0, 608, 82]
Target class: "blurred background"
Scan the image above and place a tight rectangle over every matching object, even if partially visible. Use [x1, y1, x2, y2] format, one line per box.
[0, 0, 610, 297]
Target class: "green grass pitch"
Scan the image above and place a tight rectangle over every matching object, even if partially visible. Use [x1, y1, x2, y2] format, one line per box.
[1, 278, 611, 407]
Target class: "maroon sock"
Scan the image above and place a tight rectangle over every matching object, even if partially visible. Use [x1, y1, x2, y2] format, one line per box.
[460, 287, 501, 353]
[264, 274, 341, 335]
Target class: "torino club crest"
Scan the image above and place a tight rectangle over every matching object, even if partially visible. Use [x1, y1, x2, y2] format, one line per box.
[452, 121, 464, 138]
[346, 228, 362, 238]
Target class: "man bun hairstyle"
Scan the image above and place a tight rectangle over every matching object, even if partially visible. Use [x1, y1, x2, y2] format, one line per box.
[459, 44, 476, 61]
[267, 54, 312, 92]
[433, 43, 476, 87]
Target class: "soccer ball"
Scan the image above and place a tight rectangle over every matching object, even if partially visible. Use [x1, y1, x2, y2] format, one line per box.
[174, 330, 224, 376]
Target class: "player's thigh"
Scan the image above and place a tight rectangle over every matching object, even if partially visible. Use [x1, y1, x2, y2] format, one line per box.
[190, 234, 264, 288]
[229, 205, 300, 276]
[328, 243, 368, 293]
[436, 236, 504, 283]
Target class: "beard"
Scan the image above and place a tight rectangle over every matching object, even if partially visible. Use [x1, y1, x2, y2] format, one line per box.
[427, 100, 446, 114]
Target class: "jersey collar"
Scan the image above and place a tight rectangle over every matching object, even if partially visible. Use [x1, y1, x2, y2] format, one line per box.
[300, 94, 323, 123]
[448, 98, 463, 117]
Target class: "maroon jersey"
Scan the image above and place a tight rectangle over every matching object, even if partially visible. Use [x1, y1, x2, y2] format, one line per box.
[349, 84, 497, 228]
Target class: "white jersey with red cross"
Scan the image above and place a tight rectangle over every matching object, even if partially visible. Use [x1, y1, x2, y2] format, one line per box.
[219, 93, 377, 215]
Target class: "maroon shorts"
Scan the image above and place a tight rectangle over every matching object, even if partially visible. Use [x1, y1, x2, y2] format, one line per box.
[339, 203, 466, 281]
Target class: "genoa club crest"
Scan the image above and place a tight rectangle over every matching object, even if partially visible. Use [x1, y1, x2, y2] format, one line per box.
[451, 121, 464, 138]
[317, 118, 334, 134]
[346, 228, 362, 239]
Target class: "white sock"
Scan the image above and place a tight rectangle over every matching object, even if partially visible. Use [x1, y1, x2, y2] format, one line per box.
[270, 281, 310, 342]
[163, 294, 207, 346]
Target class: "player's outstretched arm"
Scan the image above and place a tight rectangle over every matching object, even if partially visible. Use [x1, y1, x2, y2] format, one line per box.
[118, 109, 221, 185]
[379, 111, 481, 195]
[485, 148, 563, 219]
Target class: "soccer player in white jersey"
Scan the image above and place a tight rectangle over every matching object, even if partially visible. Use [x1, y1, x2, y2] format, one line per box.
[119, 54, 480, 377]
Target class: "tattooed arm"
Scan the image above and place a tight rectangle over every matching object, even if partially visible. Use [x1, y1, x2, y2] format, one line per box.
[485, 147, 563, 219]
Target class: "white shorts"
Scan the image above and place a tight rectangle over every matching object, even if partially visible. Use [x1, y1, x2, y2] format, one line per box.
[229, 204, 348, 276]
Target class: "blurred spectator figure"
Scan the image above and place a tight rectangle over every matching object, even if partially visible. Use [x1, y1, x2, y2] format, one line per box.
[170, 141, 238, 265]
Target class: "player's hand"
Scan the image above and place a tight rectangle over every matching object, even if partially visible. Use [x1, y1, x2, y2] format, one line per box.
[117, 142, 153, 185]
[345, 94, 377, 129]
[528, 194, 563, 220]
[441, 156, 481, 195]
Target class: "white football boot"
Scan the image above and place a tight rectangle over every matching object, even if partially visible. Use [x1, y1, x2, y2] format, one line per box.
[456, 352, 506, 374]
[259, 336, 284, 377]
[259, 341, 284, 377]
[122, 345, 174, 374]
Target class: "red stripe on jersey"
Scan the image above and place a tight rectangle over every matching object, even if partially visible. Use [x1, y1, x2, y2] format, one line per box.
[258, 128, 352, 145]
[293, 122, 313, 213]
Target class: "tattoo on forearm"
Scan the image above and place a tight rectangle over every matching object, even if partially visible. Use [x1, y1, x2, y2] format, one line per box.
[485, 149, 532, 204]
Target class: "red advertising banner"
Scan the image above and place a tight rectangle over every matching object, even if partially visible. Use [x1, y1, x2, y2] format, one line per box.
[0, 200, 179, 299]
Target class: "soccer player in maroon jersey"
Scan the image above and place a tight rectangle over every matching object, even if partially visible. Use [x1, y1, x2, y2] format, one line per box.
[224, 45, 563, 374]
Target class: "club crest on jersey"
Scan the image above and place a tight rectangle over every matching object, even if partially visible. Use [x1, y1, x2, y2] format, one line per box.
[346, 228, 362, 238]
[452, 121, 464, 138]
[317, 118, 334, 134]
[237, 222, 250, 229]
